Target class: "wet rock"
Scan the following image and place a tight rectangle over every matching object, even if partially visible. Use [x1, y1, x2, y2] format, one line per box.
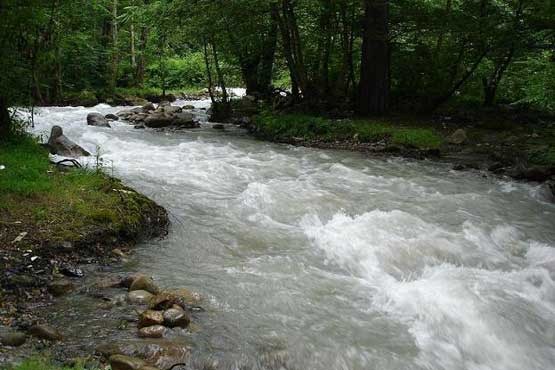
[143, 103, 156, 112]
[157, 105, 182, 115]
[112, 248, 126, 257]
[60, 265, 84, 278]
[128, 290, 154, 305]
[507, 166, 555, 182]
[144, 113, 175, 128]
[97, 340, 190, 370]
[0, 331, 27, 347]
[149, 289, 201, 310]
[48, 279, 75, 297]
[212, 124, 225, 130]
[139, 310, 164, 328]
[134, 124, 146, 130]
[87, 113, 111, 128]
[182, 105, 195, 110]
[106, 113, 119, 121]
[163, 308, 190, 328]
[173, 112, 195, 127]
[28, 324, 63, 341]
[109, 354, 146, 370]
[129, 275, 160, 295]
[47, 126, 91, 158]
[448, 129, 467, 145]
[138, 325, 166, 339]
[93, 276, 123, 289]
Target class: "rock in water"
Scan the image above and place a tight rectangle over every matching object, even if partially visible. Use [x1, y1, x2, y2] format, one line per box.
[87, 112, 111, 127]
[448, 129, 467, 145]
[105, 113, 119, 121]
[138, 325, 166, 339]
[163, 308, 190, 328]
[0, 331, 27, 347]
[109, 354, 146, 370]
[48, 279, 75, 297]
[129, 275, 160, 295]
[127, 290, 154, 305]
[48, 126, 91, 158]
[28, 324, 63, 341]
[144, 113, 174, 128]
[139, 310, 164, 328]
[97, 340, 190, 370]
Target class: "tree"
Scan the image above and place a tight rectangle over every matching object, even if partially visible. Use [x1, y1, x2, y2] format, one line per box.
[357, 0, 390, 115]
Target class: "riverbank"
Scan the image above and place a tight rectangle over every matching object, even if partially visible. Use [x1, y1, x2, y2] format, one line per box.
[248, 110, 555, 190]
[0, 135, 169, 367]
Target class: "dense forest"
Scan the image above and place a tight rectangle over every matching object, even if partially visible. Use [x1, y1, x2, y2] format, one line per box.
[1, 0, 554, 125]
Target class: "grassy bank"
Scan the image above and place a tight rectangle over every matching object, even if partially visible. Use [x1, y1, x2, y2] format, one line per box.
[8, 358, 89, 370]
[253, 112, 443, 150]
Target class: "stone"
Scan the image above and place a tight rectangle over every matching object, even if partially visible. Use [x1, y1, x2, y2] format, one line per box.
[105, 113, 119, 121]
[162, 308, 190, 329]
[144, 113, 175, 128]
[47, 126, 91, 158]
[28, 324, 63, 341]
[109, 354, 146, 370]
[143, 103, 156, 112]
[0, 331, 27, 347]
[508, 166, 555, 182]
[60, 265, 84, 278]
[212, 124, 225, 130]
[134, 124, 146, 130]
[129, 276, 160, 295]
[97, 340, 190, 370]
[139, 310, 164, 328]
[149, 289, 201, 310]
[87, 113, 111, 127]
[173, 112, 195, 127]
[448, 129, 467, 145]
[128, 290, 154, 305]
[159, 105, 182, 115]
[48, 279, 75, 297]
[138, 325, 166, 339]
[182, 105, 195, 110]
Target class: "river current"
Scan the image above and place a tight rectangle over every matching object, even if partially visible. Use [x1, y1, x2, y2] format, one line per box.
[26, 100, 555, 370]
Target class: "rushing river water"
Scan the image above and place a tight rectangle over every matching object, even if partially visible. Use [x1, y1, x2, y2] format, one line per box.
[26, 101, 555, 370]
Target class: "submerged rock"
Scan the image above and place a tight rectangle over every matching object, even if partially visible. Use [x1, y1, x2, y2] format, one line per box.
[47, 126, 91, 158]
[28, 324, 63, 341]
[0, 331, 27, 347]
[163, 308, 190, 328]
[109, 354, 146, 370]
[87, 112, 111, 127]
[139, 310, 164, 328]
[138, 325, 166, 339]
[128, 290, 154, 305]
[129, 275, 160, 295]
[48, 279, 75, 297]
[97, 340, 190, 370]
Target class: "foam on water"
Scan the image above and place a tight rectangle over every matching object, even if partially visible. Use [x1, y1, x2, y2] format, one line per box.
[22, 103, 555, 370]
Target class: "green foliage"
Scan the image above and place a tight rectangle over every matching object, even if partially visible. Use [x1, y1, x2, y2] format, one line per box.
[146, 53, 206, 89]
[255, 112, 442, 149]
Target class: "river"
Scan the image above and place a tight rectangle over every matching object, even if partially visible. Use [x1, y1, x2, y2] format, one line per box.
[26, 100, 555, 370]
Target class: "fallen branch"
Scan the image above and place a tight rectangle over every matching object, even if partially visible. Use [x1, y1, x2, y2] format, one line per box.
[51, 158, 83, 168]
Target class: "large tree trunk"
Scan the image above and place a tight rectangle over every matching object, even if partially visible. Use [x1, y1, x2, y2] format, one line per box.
[257, 14, 278, 96]
[357, 0, 390, 116]
[0, 96, 11, 139]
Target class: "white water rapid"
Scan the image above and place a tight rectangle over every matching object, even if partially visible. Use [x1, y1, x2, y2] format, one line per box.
[23, 100, 555, 370]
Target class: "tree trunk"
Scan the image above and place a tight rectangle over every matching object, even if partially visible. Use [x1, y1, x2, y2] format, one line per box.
[211, 40, 229, 104]
[0, 96, 11, 139]
[203, 38, 216, 104]
[357, 0, 390, 116]
[109, 0, 119, 93]
[135, 26, 148, 86]
[257, 13, 278, 96]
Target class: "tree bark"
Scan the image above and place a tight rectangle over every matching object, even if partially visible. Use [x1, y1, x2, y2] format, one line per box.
[0, 96, 11, 139]
[357, 0, 390, 116]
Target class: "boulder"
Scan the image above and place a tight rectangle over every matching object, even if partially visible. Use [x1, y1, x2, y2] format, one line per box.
[0, 331, 27, 347]
[87, 113, 111, 128]
[448, 129, 467, 145]
[182, 105, 195, 110]
[28, 324, 63, 341]
[138, 325, 166, 339]
[162, 308, 190, 329]
[508, 166, 555, 182]
[129, 276, 160, 295]
[48, 279, 75, 297]
[143, 103, 156, 112]
[128, 290, 154, 305]
[139, 310, 164, 328]
[158, 105, 182, 115]
[109, 354, 146, 370]
[144, 113, 175, 128]
[47, 126, 91, 158]
[105, 113, 119, 121]
[149, 289, 201, 310]
[173, 112, 195, 127]
[97, 340, 190, 370]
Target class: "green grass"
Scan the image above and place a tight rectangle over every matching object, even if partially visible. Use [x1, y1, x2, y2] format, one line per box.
[7, 358, 89, 370]
[254, 112, 442, 150]
[0, 135, 156, 245]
